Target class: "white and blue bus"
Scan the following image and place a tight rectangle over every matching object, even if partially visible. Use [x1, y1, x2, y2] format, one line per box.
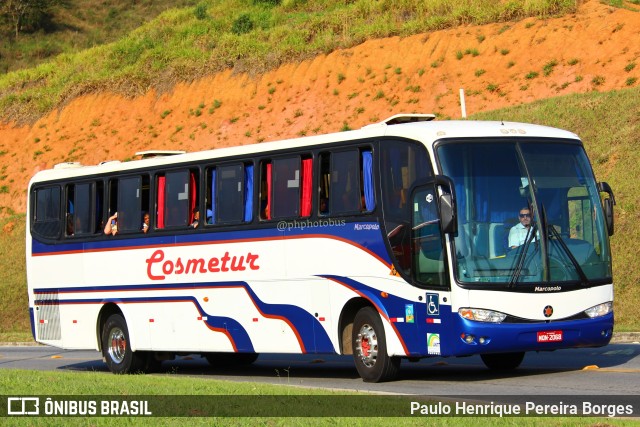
[26, 114, 615, 382]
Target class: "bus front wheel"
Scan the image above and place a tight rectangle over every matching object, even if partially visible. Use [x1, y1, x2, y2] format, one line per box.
[101, 314, 147, 374]
[480, 352, 525, 371]
[352, 307, 400, 382]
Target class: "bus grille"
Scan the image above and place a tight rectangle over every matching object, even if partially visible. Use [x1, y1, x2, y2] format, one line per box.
[35, 292, 62, 341]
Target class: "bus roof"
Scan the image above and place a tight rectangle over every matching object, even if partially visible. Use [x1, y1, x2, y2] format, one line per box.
[29, 115, 580, 185]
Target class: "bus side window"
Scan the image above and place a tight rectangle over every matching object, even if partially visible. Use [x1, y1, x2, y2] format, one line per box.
[216, 164, 244, 224]
[272, 157, 300, 219]
[157, 170, 195, 228]
[322, 149, 364, 215]
[116, 176, 143, 233]
[66, 182, 94, 237]
[263, 155, 311, 220]
[209, 163, 253, 225]
[32, 186, 62, 240]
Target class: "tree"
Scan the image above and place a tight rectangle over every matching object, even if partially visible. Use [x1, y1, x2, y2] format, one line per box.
[0, 0, 57, 39]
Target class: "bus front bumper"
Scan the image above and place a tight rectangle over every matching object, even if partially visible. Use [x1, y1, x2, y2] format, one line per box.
[445, 312, 614, 356]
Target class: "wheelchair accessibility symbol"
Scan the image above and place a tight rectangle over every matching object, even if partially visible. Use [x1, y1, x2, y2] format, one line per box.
[426, 293, 439, 316]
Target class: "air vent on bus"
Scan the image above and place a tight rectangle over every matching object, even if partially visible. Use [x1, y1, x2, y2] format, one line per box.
[362, 113, 436, 129]
[98, 160, 121, 166]
[135, 150, 187, 159]
[53, 162, 83, 169]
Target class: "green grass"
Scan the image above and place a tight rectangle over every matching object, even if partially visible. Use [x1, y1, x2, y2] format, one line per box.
[0, 0, 199, 74]
[0, 0, 581, 124]
[0, 215, 29, 337]
[1, 370, 637, 425]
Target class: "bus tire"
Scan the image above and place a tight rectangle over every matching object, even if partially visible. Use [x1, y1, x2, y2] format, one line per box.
[352, 307, 400, 382]
[204, 352, 259, 367]
[480, 352, 525, 371]
[101, 314, 146, 374]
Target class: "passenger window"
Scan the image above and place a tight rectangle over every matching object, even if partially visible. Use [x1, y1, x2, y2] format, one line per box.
[319, 148, 373, 215]
[380, 141, 431, 221]
[107, 175, 149, 233]
[66, 183, 93, 237]
[273, 157, 300, 218]
[117, 177, 142, 232]
[260, 156, 311, 220]
[157, 170, 197, 228]
[207, 163, 252, 225]
[33, 186, 61, 239]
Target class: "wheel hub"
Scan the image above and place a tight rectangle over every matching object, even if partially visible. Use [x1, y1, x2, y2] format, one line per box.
[356, 323, 378, 367]
[108, 327, 126, 364]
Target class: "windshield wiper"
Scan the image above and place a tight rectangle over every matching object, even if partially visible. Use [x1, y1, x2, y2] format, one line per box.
[508, 223, 537, 288]
[547, 224, 589, 284]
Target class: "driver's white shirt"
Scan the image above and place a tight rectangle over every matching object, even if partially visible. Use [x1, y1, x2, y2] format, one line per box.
[508, 223, 535, 247]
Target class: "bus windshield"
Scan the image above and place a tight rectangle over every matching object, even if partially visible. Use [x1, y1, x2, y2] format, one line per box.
[437, 139, 612, 288]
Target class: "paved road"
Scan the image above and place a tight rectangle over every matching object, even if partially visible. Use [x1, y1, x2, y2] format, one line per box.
[1, 343, 639, 396]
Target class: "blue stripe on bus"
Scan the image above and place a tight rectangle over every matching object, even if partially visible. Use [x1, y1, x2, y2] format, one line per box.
[319, 275, 421, 355]
[50, 295, 255, 353]
[35, 280, 335, 354]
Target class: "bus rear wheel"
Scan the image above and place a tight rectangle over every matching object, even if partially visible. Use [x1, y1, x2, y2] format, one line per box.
[480, 352, 525, 371]
[101, 313, 147, 374]
[352, 307, 400, 382]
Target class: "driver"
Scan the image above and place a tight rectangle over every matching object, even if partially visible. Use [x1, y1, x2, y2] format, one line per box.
[509, 207, 535, 249]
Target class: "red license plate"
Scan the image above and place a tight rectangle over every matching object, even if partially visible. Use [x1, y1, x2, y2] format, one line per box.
[537, 330, 563, 343]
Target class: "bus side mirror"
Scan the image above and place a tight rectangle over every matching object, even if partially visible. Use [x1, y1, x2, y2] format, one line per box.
[598, 181, 615, 236]
[603, 197, 614, 236]
[440, 193, 457, 235]
[435, 175, 457, 235]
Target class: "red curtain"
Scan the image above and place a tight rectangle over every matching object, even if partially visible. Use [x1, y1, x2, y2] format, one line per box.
[189, 172, 197, 224]
[300, 158, 312, 217]
[157, 176, 165, 229]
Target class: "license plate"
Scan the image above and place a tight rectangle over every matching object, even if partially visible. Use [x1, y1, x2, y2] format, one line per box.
[537, 330, 563, 343]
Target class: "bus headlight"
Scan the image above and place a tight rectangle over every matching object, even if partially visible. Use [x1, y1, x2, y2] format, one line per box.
[584, 302, 612, 318]
[458, 308, 507, 323]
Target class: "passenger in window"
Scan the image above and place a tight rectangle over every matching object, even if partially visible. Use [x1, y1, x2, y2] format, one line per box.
[319, 198, 328, 214]
[260, 200, 270, 219]
[190, 208, 200, 228]
[104, 212, 118, 236]
[66, 214, 74, 236]
[142, 212, 150, 233]
[206, 208, 213, 224]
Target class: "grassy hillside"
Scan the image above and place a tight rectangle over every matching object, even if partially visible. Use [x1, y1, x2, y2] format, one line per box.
[0, 0, 581, 124]
[1, 87, 639, 341]
[0, 0, 198, 74]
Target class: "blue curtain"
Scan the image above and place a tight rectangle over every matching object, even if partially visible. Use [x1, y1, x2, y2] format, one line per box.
[362, 150, 375, 211]
[244, 164, 253, 222]
[210, 169, 216, 225]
